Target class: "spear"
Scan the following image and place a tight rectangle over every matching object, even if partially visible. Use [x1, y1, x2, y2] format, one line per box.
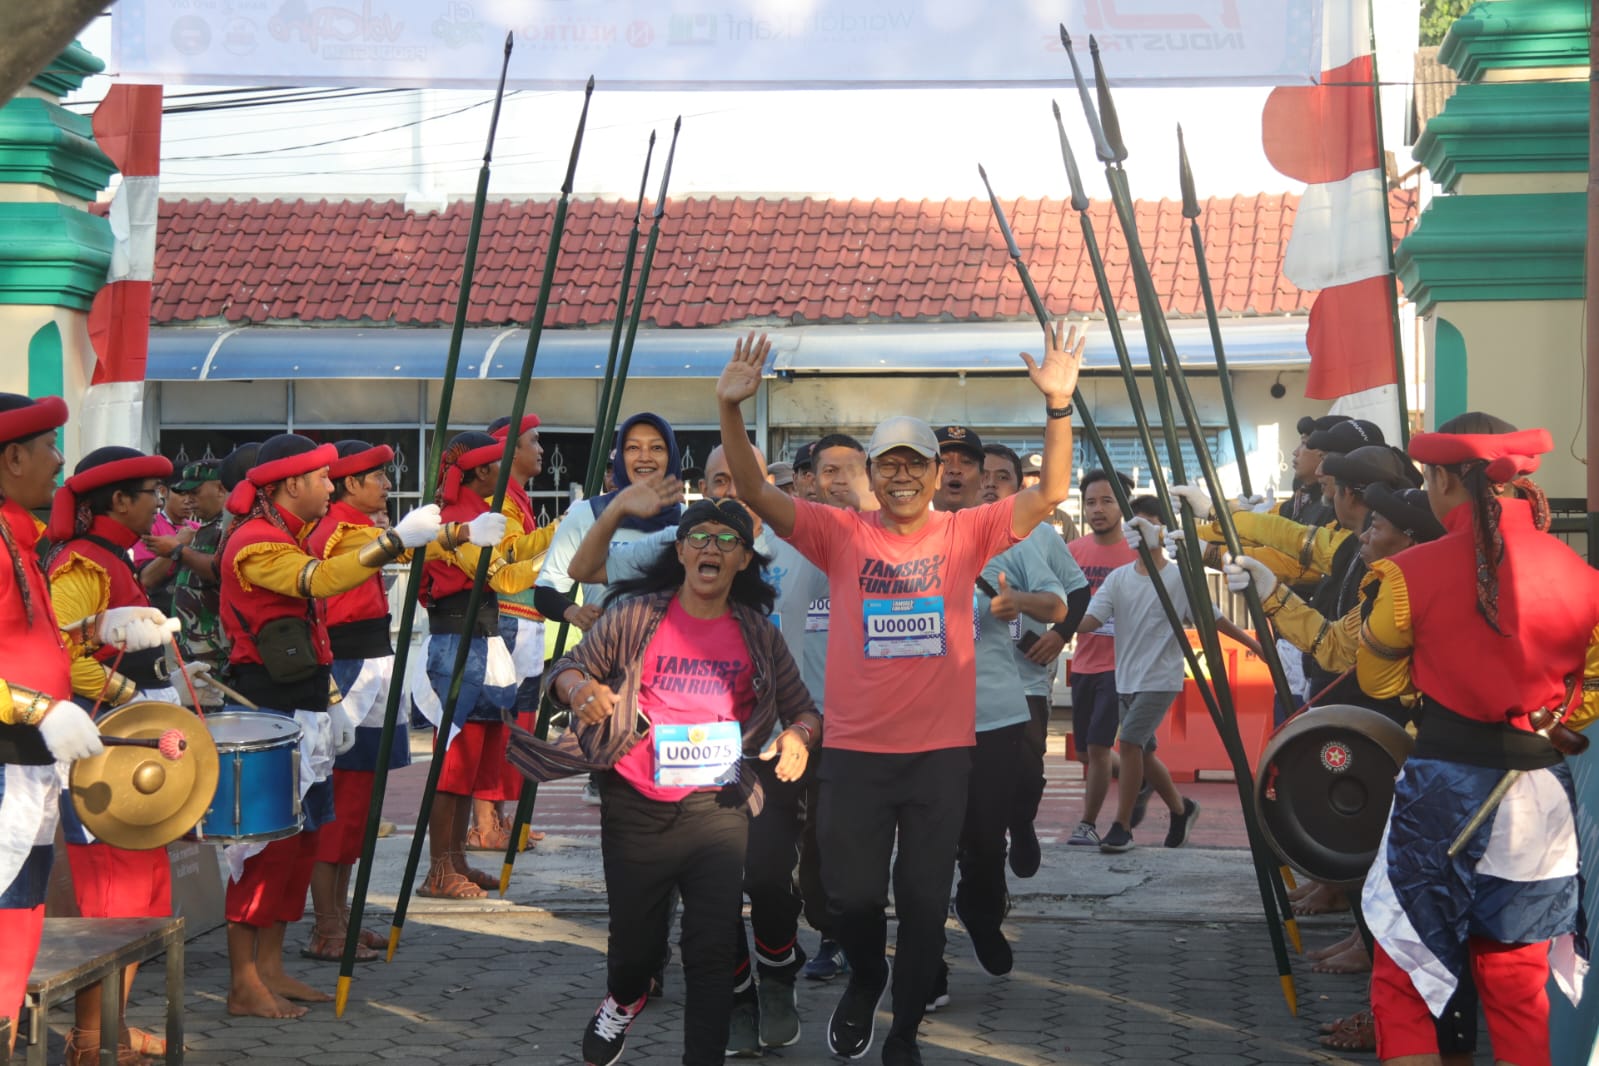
[1065, 29, 1301, 1008]
[1052, 102, 1304, 955]
[1176, 125, 1252, 497]
[388, 75, 595, 957]
[975, 166, 1243, 776]
[496, 128, 669, 895]
[335, 33, 516, 1017]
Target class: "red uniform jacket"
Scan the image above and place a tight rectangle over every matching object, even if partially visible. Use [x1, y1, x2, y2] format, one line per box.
[220, 504, 332, 712]
[306, 500, 393, 661]
[0, 499, 71, 764]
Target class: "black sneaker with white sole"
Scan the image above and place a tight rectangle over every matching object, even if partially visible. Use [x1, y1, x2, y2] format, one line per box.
[924, 960, 950, 1012]
[582, 994, 646, 1066]
[1099, 822, 1134, 853]
[827, 976, 887, 1059]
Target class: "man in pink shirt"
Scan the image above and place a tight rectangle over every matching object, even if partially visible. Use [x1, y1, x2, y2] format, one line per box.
[1064, 468, 1139, 847]
[133, 474, 197, 615]
[715, 324, 1083, 1066]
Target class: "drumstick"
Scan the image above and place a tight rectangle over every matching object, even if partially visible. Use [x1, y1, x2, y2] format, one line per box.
[194, 674, 261, 711]
[102, 730, 188, 760]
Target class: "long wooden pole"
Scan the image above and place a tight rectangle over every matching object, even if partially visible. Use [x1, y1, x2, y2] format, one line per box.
[335, 34, 516, 1016]
[387, 77, 595, 956]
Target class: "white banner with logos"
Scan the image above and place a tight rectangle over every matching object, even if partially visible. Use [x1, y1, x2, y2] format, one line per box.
[110, 0, 1325, 89]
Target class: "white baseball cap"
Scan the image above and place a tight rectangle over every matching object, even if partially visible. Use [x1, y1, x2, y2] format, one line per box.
[866, 416, 940, 460]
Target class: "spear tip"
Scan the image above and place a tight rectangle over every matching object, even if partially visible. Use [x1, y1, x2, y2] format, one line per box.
[1059, 23, 1072, 50]
[1051, 98, 1061, 119]
[976, 161, 989, 182]
[648, 129, 657, 146]
[585, 74, 596, 94]
[502, 30, 513, 55]
[1088, 33, 1101, 56]
[673, 114, 683, 133]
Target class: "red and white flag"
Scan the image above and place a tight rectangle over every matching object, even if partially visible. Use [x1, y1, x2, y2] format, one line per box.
[81, 85, 162, 452]
[1262, 0, 1400, 419]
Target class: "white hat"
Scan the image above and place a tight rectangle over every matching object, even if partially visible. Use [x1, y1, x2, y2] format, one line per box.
[866, 416, 940, 460]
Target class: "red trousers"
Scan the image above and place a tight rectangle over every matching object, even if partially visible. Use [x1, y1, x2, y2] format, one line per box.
[0, 905, 44, 1034]
[1372, 939, 1550, 1066]
[313, 769, 374, 866]
[66, 842, 172, 919]
[477, 710, 536, 803]
[225, 831, 319, 928]
[438, 721, 507, 798]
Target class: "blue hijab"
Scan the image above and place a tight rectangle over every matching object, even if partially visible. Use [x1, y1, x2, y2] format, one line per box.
[591, 412, 683, 534]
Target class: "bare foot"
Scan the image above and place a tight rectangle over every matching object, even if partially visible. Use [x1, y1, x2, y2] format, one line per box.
[264, 973, 334, 1003]
[1287, 880, 1319, 902]
[1291, 883, 1349, 916]
[1311, 942, 1372, 975]
[228, 980, 310, 1018]
[1306, 929, 1361, 961]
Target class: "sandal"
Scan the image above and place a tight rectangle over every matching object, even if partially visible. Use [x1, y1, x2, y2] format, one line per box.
[301, 927, 379, 963]
[464, 824, 511, 852]
[127, 1026, 188, 1058]
[65, 1027, 151, 1066]
[338, 905, 388, 950]
[417, 860, 487, 900]
[1316, 1010, 1376, 1052]
[449, 851, 500, 892]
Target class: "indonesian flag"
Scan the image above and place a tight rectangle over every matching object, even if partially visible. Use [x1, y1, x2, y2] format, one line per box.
[81, 86, 162, 453]
[1262, 0, 1398, 409]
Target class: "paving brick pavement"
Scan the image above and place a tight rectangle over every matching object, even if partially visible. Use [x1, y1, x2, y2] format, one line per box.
[19, 900, 1495, 1065]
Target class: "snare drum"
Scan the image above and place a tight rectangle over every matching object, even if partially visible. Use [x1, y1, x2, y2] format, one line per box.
[188, 711, 303, 843]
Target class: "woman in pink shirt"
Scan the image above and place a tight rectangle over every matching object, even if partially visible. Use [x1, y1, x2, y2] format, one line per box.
[544, 499, 821, 1066]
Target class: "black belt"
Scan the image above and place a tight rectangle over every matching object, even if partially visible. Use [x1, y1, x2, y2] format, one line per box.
[229, 662, 331, 713]
[329, 615, 395, 660]
[1412, 700, 1562, 771]
[428, 591, 500, 638]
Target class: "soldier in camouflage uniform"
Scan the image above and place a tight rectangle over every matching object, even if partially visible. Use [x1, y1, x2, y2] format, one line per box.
[171, 460, 230, 696]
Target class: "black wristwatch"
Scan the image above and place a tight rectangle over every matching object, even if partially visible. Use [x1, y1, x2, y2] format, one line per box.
[1046, 402, 1074, 420]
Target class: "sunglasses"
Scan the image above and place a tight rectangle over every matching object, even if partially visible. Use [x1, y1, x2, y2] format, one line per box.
[681, 531, 745, 552]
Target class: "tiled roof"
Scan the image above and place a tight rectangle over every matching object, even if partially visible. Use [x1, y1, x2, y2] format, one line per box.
[142, 191, 1419, 328]
[1411, 46, 1461, 142]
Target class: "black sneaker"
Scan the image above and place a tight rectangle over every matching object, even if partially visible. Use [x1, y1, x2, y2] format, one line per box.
[1008, 820, 1041, 879]
[1099, 822, 1134, 853]
[1164, 798, 1201, 848]
[582, 994, 646, 1066]
[882, 1033, 925, 1065]
[924, 960, 950, 1012]
[1130, 779, 1155, 829]
[954, 892, 1013, 976]
[827, 976, 887, 1059]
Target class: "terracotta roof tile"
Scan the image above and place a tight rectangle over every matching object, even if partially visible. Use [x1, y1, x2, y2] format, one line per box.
[135, 191, 1418, 328]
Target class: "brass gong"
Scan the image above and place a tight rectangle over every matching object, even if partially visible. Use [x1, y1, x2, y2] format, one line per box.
[69, 701, 219, 850]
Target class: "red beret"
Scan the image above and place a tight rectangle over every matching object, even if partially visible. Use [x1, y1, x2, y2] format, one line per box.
[329, 444, 394, 480]
[490, 414, 540, 442]
[227, 437, 338, 515]
[47, 448, 173, 541]
[1408, 428, 1552, 484]
[0, 394, 67, 444]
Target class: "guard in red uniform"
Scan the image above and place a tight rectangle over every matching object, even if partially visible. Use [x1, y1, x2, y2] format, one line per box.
[217, 432, 460, 1018]
[472, 413, 555, 853]
[0, 395, 170, 1059]
[45, 445, 196, 1062]
[1357, 413, 1599, 1066]
[414, 431, 548, 899]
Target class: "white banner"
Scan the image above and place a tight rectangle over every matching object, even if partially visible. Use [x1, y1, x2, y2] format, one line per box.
[110, 0, 1324, 90]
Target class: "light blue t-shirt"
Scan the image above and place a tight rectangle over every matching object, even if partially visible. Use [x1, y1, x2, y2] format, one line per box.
[1014, 523, 1089, 698]
[534, 497, 659, 610]
[974, 536, 1064, 733]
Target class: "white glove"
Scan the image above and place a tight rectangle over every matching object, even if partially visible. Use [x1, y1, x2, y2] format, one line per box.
[1223, 552, 1278, 598]
[170, 660, 211, 691]
[99, 606, 179, 651]
[393, 504, 443, 549]
[38, 701, 104, 761]
[1169, 483, 1213, 518]
[1122, 517, 1160, 552]
[332, 705, 359, 755]
[1236, 492, 1275, 514]
[1163, 528, 1187, 557]
[465, 511, 508, 548]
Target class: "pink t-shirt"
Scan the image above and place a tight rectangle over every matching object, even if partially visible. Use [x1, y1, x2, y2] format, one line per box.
[1066, 535, 1137, 675]
[131, 510, 196, 567]
[785, 495, 1020, 754]
[615, 598, 755, 803]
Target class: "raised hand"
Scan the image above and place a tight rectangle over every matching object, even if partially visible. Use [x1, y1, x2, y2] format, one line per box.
[616, 470, 685, 519]
[716, 331, 769, 407]
[1019, 320, 1086, 405]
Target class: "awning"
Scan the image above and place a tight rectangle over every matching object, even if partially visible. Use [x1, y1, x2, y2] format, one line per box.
[146, 319, 1309, 381]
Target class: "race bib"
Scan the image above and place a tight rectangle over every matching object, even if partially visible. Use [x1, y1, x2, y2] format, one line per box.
[863, 597, 947, 659]
[805, 597, 831, 633]
[1009, 617, 1024, 642]
[653, 721, 743, 788]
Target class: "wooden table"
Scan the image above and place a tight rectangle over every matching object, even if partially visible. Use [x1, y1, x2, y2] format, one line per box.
[22, 917, 185, 1066]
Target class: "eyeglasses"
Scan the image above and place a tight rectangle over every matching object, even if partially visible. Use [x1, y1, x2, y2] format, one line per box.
[682, 531, 744, 553]
[874, 457, 932, 479]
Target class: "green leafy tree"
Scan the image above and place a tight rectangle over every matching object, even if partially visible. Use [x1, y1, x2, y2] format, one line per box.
[1420, 0, 1475, 46]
